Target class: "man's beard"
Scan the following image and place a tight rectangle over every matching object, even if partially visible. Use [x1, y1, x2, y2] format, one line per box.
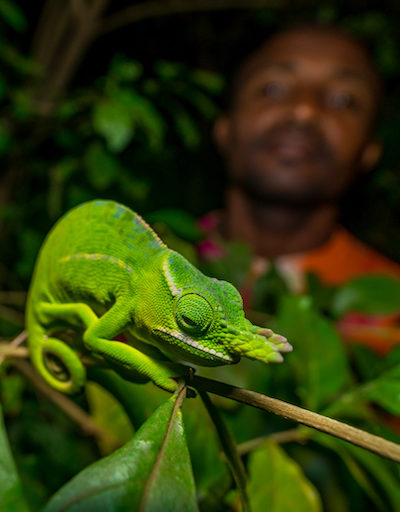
[232, 120, 339, 208]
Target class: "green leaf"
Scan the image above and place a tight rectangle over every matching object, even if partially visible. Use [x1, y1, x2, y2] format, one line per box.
[189, 69, 224, 94]
[0, 0, 27, 31]
[44, 390, 198, 512]
[361, 363, 400, 415]
[202, 240, 252, 289]
[92, 97, 134, 152]
[247, 440, 322, 512]
[332, 275, 400, 316]
[174, 85, 219, 119]
[0, 404, 30, 512]
[154, 60, 184, 80]
[182, 395, 230, 502]
[173, 110, 201, 148]
[110, 56, 143, 83]
[83, 142, 119, 190]
[87, 368, 168, 431]
[276, 295, 349, 410]
[147, 209, 202, 242]
[85, 381, 134, 455]
[315, 433, 400, 511]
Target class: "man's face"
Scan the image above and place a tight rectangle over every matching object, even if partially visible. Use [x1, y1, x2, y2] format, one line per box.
[216, 28, 381, 206]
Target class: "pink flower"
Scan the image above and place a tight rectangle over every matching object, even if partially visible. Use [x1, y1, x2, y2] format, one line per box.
[197, 239, 226, 261]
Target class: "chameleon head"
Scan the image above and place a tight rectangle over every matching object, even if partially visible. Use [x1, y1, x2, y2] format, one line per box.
[149, 251, 292, 366]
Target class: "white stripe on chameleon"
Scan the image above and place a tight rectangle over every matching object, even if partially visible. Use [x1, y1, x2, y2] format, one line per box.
[157, 327, 233, 362]
[162, 259, 180, 296]
[58, 253, 133, 274]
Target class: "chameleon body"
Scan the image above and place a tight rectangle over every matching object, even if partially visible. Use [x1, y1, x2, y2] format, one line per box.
[26, 200, 292, 394]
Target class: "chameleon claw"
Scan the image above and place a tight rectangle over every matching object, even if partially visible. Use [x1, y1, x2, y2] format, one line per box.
[257, 327, 274, 338]
[267, 351, 284, 363]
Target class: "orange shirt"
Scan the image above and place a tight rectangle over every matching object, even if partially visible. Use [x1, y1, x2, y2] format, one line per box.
[300, 227, 400, 285]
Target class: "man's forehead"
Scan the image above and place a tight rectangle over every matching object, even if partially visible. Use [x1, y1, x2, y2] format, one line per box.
[239, 28, 379, 89]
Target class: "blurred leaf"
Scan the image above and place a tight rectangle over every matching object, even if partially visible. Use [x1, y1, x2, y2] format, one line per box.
[361, 363, 400, 415]
[202, 240, 252, 289]
[83, 142, 119, 190]
[276, 295, 349, 410]
[0, 0, 27, 31]
[125, 90, 165, 149]
[332, 275, 400, 316]
[87, 368, 167, 431]
[0, 404, 30, 512]
[316, 433, 400, 511]
[189, 69, 224, 94]
[315, 434, 387, 511]
[0, 45, 40, 76]
[175, 85, 219, 119]
[0, 372, 25, 415]
[182, 396, 230, 503]
[86, 381, 134, 455]
[147, 209, 202, 242]
[44, 391, 198, 512]
[200, 391, 249, 512]
[92, 97, 134, 152]
[109, 55, 143, 83]
[247, 440, 322, 512]
[16, 228, 43, 280]
[48, 159, 78, 219]
[152, 222, 199, 265]
[173, 110, 201, 148]
[118, 173, 150, 204]
[252, 264, 290, 314]
[154, 60, 184, 80]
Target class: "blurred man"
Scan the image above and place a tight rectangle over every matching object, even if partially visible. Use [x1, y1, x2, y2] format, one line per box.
[198, 24, 400, 352]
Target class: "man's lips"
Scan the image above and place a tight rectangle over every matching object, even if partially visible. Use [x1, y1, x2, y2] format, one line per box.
[253, 126, 326, 163]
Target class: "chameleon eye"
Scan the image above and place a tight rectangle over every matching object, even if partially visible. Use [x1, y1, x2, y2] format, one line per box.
[175, 293, 213, 335]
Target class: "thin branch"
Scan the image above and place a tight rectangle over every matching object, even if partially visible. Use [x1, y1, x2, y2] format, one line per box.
[0, 331, 28, 365]
[11, 359, 120, 450]
[190, 375, 400, 464]
[238, 428, 305, 455]
[99, 0, 283, 36]
[0, 344, 29, 361]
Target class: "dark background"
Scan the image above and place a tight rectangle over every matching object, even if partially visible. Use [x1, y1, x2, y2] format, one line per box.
[1, 0, 399, 289]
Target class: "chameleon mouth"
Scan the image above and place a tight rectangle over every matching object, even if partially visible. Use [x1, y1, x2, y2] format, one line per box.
[155, 328, 235, 362]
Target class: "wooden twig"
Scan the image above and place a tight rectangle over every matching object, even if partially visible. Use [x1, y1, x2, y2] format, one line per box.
[238, 428, 305, 455]
[0, 331, 28, 365]
[191, 375, 400, 464]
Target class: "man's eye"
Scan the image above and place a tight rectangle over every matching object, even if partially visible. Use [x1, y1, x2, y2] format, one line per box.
[326, 91, 357, 110]
[261, 82, 288, 100]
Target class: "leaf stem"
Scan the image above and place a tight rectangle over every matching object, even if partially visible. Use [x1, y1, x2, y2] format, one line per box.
[199, 390, 250, 512]
[190, 375, 400, 464]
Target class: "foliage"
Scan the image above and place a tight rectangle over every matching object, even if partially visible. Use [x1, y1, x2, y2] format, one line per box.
[1, 1, 400, 511]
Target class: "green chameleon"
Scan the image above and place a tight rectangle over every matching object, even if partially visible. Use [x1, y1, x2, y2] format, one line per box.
[26, 200, 292, 394]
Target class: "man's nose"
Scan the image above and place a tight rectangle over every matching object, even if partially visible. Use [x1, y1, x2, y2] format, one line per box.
[291, 88, 320, 122]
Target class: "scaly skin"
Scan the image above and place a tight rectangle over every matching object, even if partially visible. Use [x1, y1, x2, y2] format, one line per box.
[26, 200, 292, 394]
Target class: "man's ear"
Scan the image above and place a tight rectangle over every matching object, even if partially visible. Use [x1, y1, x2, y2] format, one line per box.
[213, 114, 231, 153]
[361, 139, 382, 171]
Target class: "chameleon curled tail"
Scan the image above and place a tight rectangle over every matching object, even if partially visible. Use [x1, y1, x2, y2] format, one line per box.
[29, 325, 86, 394]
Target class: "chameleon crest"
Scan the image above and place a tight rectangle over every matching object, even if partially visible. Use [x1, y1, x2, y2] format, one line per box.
[26, 200, 292, 394]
